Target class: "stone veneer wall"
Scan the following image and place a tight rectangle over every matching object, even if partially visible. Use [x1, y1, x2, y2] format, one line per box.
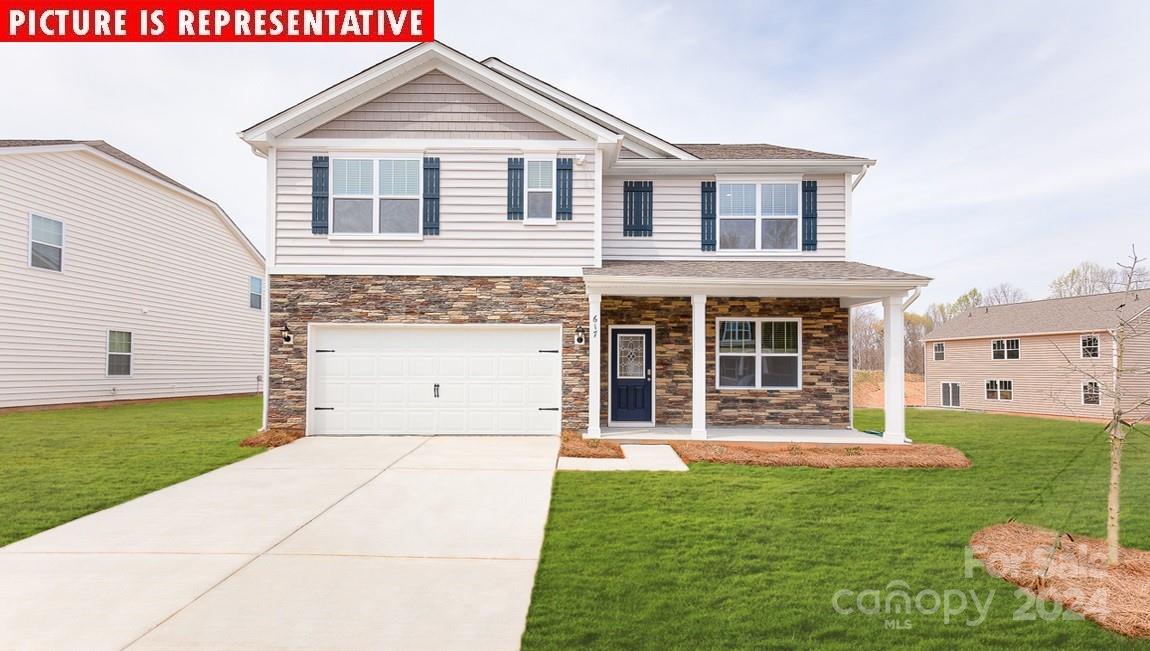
[600, 297, 850, 427]
[267, 275, 589, 433]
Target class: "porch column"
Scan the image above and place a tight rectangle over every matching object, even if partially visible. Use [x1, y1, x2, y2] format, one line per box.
[882, 294, 907, 443]
[691, 294, 707, 439]
[587, 292, 602, 438]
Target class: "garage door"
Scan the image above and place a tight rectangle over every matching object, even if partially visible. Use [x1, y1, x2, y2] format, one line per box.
[309, 325, 562, 436]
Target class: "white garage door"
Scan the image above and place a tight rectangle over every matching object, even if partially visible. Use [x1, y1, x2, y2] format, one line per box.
[309, 325, 562, 436]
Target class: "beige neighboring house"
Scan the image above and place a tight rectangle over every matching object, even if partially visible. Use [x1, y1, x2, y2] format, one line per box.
[924, 292, 1150, 421]
[0, 140, 265, 408]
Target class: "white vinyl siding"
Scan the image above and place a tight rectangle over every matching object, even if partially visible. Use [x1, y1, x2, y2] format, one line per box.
[273, 148, 596, 268]
[0, 149, 265, 408]
[602, 175, 847, 260]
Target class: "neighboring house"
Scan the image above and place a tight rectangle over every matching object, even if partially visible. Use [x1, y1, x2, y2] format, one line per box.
[924, 292, 1150, 421]
[0, 140, 265, 408]
[240, 42, 929, 443]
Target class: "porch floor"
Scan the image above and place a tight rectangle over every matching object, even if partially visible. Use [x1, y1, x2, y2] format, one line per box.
[600, 426, 899, 445]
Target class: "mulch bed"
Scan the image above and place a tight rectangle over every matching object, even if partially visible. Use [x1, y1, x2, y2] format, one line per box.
[560, 429, 624, 458]
[241, 428, 304, 448]
[971, 522, 1150, 638]
[670, 441, 970, 469]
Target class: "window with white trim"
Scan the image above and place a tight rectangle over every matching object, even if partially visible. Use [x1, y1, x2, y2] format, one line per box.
[107, 331, 132, 376]
[330, 157, 421, 235]
[1081, 334, 1099, 358]
[934, 342, 945, 361]
[1082, 381, 1101, 405]
[985, 379, 1013, 401]
[30, 214, 64, 271]
[717, 181, 800, 251]
[525, 159, 555, 221]
[249, 276, 263, 310]
[941, 382, 960, 407]
[991, 338, 1020, 360]
[717, 318, 801, 389]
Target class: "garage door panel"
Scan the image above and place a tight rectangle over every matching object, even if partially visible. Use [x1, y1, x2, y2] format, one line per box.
[310, 326, 561, 436]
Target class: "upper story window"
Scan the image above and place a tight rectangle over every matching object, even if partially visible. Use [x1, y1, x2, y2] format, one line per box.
[30, 214, 64, 271]
[249, 276, 263, 310]
[716, 318, 802, 390]
[331, 157, 421, 237]
[107, 331, 132, 377]
[717, 181, 800, 251]
[991, 338, 1020, 360]
[525, 159, 555, 222]
[1081, 334, 1100, 358]
[933, 342, 945, 361]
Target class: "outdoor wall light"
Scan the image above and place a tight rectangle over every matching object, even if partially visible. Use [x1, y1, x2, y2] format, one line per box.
[574, 325, 586, 346]
[281, 324, 293, 345]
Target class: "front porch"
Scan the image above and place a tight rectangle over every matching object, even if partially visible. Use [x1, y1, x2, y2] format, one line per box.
[582, 261, 930, 446]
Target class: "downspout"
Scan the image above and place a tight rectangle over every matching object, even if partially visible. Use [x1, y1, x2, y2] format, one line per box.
[851, 165, 870, 190]
[903, 286, 922, 310]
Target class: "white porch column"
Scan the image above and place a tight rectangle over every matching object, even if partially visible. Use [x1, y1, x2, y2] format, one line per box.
[882, 294, 907, 443]
[691, 294, 707, 439]
[587, 292, 602, 438]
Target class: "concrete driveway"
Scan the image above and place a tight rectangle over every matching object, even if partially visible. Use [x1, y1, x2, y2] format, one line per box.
[0, 436, 559, 650]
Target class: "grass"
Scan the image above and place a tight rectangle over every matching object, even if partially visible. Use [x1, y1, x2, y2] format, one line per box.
[0, 395, 262, 546]
[523, 409, 1150, 650]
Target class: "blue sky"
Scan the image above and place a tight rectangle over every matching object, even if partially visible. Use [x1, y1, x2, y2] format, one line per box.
[2, 0, 1146, 306]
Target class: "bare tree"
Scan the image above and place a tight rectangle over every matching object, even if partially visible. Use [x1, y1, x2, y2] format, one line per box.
[904, 313, 932, 375]
[1049, 260, 1150, 297]
[851, 307, 883, 371]
[1053, 247, 1149, 566]
[984, 282, 1028, 306]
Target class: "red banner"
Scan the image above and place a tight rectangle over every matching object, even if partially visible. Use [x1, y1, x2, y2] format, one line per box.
[1, 0, 434, 41]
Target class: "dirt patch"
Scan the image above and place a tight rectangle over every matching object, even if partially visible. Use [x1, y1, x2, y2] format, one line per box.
[971, 522, 1150, 638]
[560, 429, 624, 458]
[669, 440, 970, 469]
[241, 428, 304, 448]
[853, 371, 924, 408]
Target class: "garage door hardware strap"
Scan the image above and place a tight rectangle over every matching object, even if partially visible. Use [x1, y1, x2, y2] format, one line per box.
[315, 349, 336, 353]
[538, 407, 559, 411]
[314, 407, 335, 411]
[538, 349, 559, 353]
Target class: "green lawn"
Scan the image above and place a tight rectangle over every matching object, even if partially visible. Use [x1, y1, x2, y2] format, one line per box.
[0, 395, 262, 546]
[523, 409, 1150, 650]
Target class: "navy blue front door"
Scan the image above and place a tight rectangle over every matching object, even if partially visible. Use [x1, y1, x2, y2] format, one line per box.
[610, 329, 653, 422]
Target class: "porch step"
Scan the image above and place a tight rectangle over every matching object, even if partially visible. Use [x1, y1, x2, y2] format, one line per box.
[557, 444, 688, 472]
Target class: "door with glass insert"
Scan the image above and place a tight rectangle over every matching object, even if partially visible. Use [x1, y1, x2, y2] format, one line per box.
[610, 329, 653, 422]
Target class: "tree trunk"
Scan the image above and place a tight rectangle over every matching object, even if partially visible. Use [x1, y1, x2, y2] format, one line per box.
[1108, 426, 1124, 566]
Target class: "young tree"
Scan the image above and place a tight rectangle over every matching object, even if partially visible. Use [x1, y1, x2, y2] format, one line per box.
[948, 288, 984, 317]
[984, 282, 1028, 306]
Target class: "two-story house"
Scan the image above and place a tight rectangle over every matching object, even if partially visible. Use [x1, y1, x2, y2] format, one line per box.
[241, 42, 929, 443]
[0, 140, 265, 408]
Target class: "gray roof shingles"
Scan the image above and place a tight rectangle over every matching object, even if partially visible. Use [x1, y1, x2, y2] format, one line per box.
[584, 260, 929, 283]
[675, 143, 866, 161]
[926, 292, 1149, 340]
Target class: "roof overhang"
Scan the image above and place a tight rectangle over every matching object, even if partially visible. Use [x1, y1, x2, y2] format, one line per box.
[239, 42, 622, 154]
[606, 157, 875, 177]
[583, 274, 925, 300]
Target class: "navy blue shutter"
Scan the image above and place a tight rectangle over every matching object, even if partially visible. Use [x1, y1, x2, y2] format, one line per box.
[623, 181, 653, 236]
[507, 158, 524, 220]
[311, 156, 329, 235]
[700, 181, 716, 251]
[422, 157, 440, 235]
[801, 180, 817, 251]
[556, 158, 574, 220]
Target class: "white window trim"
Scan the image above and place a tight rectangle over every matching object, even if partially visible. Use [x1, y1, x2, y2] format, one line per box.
[715, 317, 803, 391]
[28, 212, 65, 272]
[1080, 334, 1100, 359]
[249, 276, 263, 310]
[933, 342, 945, 361]
[328, 154, 424, 240]
[106, 330, 133, 378]
[984, 379, 1013, 401]
[941, 381, 961, 408]
[991, 338, 1020, 360]
[523, 156, 557, 225]
[715, 174, 803, 253]
[1082, 380, 1102, 406]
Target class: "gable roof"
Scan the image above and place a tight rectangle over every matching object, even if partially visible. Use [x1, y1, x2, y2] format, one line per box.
[925, 292, 1150, 341]
[0, 140, 263, 264]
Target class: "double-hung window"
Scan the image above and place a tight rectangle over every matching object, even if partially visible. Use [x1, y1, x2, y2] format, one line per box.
[991, 338, 1020, 360]
[107, 331, 132, 377]
[717, 180, 800, 251]
[249, 276, 263, 310]
[1081, 334, 1100, 358]
[30, 214, 64, 271]
[985, 379, 1013, 401]
[717, 318, 801, 389]
[525, 159, 555, 222]
[933, 342, 945, 361]
[1083, 381, 1101, 405]
[330, 157, 421, 236]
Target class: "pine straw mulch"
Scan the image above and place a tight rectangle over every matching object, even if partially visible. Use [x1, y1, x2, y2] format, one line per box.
[971, 522, 1150, 638]
[560, 429, 624, 458]
[669, 440, 970, 469]
[241, 428, 304, 448]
